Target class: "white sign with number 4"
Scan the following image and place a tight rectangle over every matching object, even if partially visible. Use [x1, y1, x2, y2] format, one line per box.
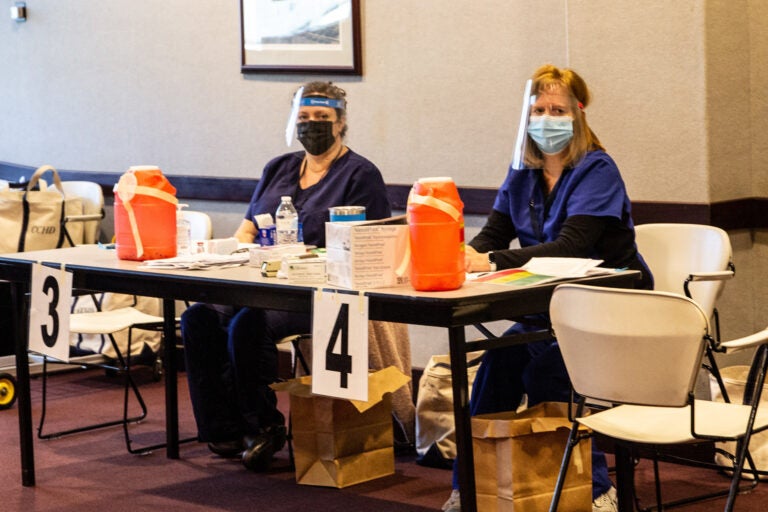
[29, 263, 72, 362]
[311, 290, 369, 401]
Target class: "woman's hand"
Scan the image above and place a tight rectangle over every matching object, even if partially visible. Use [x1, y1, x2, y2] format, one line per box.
[234, 219, 258, 244]
[465, 245, 492, 273]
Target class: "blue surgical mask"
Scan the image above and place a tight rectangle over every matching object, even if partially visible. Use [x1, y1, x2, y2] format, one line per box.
[527, 115, 574, 155]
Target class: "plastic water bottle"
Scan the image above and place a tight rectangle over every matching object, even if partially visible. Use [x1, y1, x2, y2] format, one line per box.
[176, 203, 192, 256]
[275, 196, 299, 245]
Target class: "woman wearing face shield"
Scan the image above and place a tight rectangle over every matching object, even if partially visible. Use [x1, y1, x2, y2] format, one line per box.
[442, 65, 653, 512]
[181, 81, 390, 472]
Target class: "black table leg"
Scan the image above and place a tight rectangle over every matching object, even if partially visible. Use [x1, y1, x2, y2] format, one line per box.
[163, 298, 179, 459]
[614, 444, 635, 512]
[12, 281, 35, 486]
[448, 326, 476, 512]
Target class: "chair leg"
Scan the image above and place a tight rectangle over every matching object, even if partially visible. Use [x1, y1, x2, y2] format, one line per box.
[704, 345, 730, 403]
[725, 344, 768, 511]
[291, 336, 311, 376]
[119, 325, 196, 455]
[37, 350, 148, 440]
[635, 451, 758, 512]
[652, 457, 663, 511]
[121, 327, 153, 454]
[549, 400, 586, 512]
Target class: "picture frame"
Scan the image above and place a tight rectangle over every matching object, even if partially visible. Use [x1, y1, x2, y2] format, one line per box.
[240, 0, 362, 75]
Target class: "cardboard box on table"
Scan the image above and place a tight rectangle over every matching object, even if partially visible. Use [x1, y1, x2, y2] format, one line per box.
[471, 402, 592, 512]
[325, 215, 410, 289]
[272, 366, 410, 488]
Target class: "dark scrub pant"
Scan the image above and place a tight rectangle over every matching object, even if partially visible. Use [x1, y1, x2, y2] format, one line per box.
[181, 303, 310, 442]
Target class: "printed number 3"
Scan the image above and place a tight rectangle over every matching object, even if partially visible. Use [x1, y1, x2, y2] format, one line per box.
[325, 303, 352, 388]
[41, 275, 59, 348]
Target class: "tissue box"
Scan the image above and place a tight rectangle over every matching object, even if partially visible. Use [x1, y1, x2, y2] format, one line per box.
[272, 366, 410, 488]
[325, 215, 410, 289]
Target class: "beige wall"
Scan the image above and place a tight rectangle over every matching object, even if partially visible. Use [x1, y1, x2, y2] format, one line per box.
[1, 0, 749, 199]
[1, 0, 766, 366]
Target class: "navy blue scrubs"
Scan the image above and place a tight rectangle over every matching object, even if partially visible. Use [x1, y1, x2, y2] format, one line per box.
[183, 149, 390, 442]
[453, 150, 651, 498]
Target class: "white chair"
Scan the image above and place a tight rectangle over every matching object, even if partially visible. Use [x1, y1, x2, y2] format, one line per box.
[548, 284, 768, 512]
[61, 181, 105, 244]
[635, 223, 735, 399]
[635, 223, 733, 324]
[38, 304, 168, 454]
[39, 210, 213, 454]
[181, 209, 213, 241]
[38, 294, 169, 454]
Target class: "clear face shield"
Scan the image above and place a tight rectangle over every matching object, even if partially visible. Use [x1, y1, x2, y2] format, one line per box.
[284, 88, 347, 147]
[510, 79, 534, 170]
[285, 86, 305, 146]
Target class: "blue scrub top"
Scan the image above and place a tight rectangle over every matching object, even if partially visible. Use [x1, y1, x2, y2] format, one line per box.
[494, 150, 634, 252]
[244, 149, 391, 247]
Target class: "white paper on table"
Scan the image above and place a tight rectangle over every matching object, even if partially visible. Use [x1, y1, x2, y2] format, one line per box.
[520, 257, 612, 278]
[140, 252, 250, 270]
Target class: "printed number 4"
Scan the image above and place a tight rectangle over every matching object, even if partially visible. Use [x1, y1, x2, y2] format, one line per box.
[325, 303, 352, 388]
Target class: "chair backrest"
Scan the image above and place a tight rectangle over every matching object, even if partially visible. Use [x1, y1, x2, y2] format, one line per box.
[61, 181, 105, 244]
[181, 210, 213, 240]
[550, 284, 710, 407]
[635, 223, 731, 317]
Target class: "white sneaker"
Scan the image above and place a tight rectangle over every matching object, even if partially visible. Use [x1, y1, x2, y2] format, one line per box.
[592, 486, 618, 512]
[442, 489, 461, 512]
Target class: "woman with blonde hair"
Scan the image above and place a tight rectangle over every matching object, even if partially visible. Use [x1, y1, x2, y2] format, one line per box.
[444, 64, 652, 512]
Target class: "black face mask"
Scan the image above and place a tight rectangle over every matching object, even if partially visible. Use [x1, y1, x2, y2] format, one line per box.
[297, 121, 336, 156]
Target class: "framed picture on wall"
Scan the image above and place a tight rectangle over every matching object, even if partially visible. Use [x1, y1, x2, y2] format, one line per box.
[240, 0, 362, 75]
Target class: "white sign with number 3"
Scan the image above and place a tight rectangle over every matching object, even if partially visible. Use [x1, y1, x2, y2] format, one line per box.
[311, 290, 369, 401]
[29, 263, 72, 362]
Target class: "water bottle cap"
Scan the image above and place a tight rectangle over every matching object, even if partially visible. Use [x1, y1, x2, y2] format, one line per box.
[281, 195, 291, 201]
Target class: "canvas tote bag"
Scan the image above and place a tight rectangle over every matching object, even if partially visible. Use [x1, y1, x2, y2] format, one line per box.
[415, 351, 484, 468]
[0, 165, 83, 253]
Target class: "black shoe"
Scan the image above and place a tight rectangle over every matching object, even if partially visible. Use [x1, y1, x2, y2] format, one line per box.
[241, 425, 287, 472]
[207, 438, 246, 458]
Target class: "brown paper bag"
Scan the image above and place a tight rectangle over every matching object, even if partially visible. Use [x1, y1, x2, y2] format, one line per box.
[272, 366, 410, 488]
[472, 402, 592, 512]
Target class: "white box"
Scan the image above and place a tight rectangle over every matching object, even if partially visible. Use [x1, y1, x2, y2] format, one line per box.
[325, 215, 410, 289]
[248, 244, 307, 267]
[285, 256, 327, 285]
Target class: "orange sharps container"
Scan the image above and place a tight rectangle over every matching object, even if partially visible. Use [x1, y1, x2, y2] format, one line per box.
[114, 165, 178, 261]
[407, 177, 465, 291]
